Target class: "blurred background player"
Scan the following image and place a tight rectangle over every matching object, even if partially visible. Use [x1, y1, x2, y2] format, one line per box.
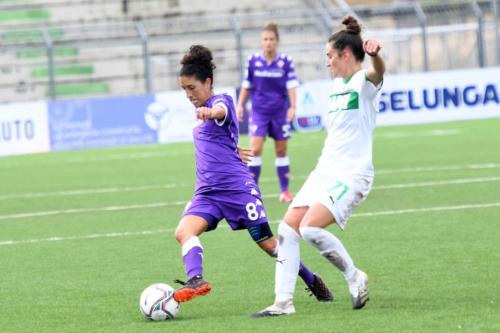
[253, 16, 386, 317]
[173, 44, 333, 304]
[236, 22, 298, 203]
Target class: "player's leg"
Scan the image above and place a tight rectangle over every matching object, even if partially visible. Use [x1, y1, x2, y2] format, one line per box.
[173, 196, 223, 303]
[252, 207, 304, 317]
[248, 136, 265, 184]
[173, 215, 212, 302]
[274, 140, 293, 202]
[248, 114, 269, 184]
[270, 116, 292, 202]
[248, 223, 333, 303]
[299, 184, 370, 309]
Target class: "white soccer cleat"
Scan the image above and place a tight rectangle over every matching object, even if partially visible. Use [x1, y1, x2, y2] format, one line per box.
[348, 270, 369, 310]
[251, 300, 296, 317]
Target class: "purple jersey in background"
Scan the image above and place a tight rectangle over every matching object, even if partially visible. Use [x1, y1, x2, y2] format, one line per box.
[242, 53, 299, 115]
[193, 94, 256, 194]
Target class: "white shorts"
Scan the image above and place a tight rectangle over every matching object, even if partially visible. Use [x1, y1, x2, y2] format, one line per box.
[290, 170, 373, 230]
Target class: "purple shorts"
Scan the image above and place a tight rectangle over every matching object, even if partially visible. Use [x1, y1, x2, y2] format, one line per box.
[249, 111, 291, 140]
[182, 190, 268, 231]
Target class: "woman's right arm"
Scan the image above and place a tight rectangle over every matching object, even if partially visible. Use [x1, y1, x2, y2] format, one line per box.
[364, 39, 385, 86]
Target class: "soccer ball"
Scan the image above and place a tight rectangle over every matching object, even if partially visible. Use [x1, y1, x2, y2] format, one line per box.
[139, 283, 180, 320]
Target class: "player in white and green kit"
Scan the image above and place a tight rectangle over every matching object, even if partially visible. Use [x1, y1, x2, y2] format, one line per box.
[253, 15, 386, 317]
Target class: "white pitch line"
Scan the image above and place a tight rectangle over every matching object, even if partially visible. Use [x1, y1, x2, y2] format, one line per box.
[375, 129, 461, 139]
[0, 128, 464, 169]
[0, 183, 192, 201]
[1, 163, 500, 202]
[1, 176, 499, 221]
[1, 201, 500, 246]
[0, 202, 182, 221]
[374, 176, 500, 189]
[351, 202, 500, 217]
[375, 162, 500, 175]
[0, 150, 190, 169]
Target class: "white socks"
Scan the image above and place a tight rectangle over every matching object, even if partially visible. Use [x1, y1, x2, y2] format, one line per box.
[275, 223, 301, 303]
[275, 156, 290, 167]
[300, 226, 357, 281]
[248, 156, 262, 167]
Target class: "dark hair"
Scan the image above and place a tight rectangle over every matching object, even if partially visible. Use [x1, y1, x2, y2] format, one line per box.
[263, 21, 279, 41]
[328, 16, 364, 62]
[179, 45, 216, 84]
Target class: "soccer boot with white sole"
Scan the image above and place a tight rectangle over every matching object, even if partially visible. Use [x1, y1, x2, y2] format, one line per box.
[348, 270, 369, 309]
[173, 275, 212, 302]
[251, 300, 296, 318]
[305, 273, 334, 302]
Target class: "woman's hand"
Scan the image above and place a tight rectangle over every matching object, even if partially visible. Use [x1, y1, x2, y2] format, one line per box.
[363, 39, 382, 57]
[287, 106, 296, 123]
[236, 105, 245, 122]
[196, 107, 212, 121]
[237, 145, 253, 164]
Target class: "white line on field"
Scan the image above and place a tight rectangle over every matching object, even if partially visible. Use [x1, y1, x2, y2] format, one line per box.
[0, 150, 190, 169]
[1, 163, 500, 202]
[1, 201, 499, 246]
[374, 129, 461, 139]
[0, 128, 461, 168]
[0, 176, 499, 220]
[374, 176, 500, 189]
[351, 202, 500, 217]
[375, 162, 500, 175]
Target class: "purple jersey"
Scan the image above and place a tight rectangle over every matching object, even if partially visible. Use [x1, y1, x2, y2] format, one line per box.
[193, 94, 256, 194]
[242, 53, 299, 115]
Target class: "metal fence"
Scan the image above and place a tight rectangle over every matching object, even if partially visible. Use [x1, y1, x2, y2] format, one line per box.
[0, 0, 498, 103]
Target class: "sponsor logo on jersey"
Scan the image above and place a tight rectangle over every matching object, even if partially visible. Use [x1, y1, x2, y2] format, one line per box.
[329, 91, 359, 113]
[254, 70, 284, 78]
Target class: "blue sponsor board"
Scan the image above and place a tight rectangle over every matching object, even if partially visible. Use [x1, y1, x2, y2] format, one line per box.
[48, 95, 157, 151]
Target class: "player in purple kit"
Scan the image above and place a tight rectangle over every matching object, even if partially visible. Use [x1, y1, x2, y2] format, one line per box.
[172, 45, 333, 304]
[236, 22, 297, 203]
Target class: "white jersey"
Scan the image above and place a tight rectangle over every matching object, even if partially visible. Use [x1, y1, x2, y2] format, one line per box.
[315, 69, 381, 178]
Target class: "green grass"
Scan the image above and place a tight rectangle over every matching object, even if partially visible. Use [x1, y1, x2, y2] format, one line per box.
[0, 118, 499, 333]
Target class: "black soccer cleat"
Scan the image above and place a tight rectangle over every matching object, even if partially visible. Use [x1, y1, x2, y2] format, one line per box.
[173, 275, 212, 302]
[305, 274, 334, 302]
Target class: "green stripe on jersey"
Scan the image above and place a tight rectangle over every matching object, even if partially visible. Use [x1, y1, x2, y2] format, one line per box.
[328, 91, 359, 113]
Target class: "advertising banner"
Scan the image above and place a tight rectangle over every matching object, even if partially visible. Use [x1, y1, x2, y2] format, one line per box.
[0, 101, 49, 156]
[378, 67, 500, 125]
[48, 95, 157, 151]
[153, 87, 238, 143]
[293, 79, 330, 132]
[293, 67, 500, 130]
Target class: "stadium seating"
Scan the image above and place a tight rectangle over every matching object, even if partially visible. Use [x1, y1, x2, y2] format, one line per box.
[0, 0, 496, 103]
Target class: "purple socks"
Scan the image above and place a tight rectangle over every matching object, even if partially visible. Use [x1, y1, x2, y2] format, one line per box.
[182, 237, 204, 280]
[275, 156, 291, 192]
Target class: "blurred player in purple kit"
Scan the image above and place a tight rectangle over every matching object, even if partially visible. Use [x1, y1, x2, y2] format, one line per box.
[172, 45, 333, 304]
[236, 22, 297, 203]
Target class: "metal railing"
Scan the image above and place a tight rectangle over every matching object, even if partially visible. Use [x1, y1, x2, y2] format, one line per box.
[0, 0, 498, 103]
